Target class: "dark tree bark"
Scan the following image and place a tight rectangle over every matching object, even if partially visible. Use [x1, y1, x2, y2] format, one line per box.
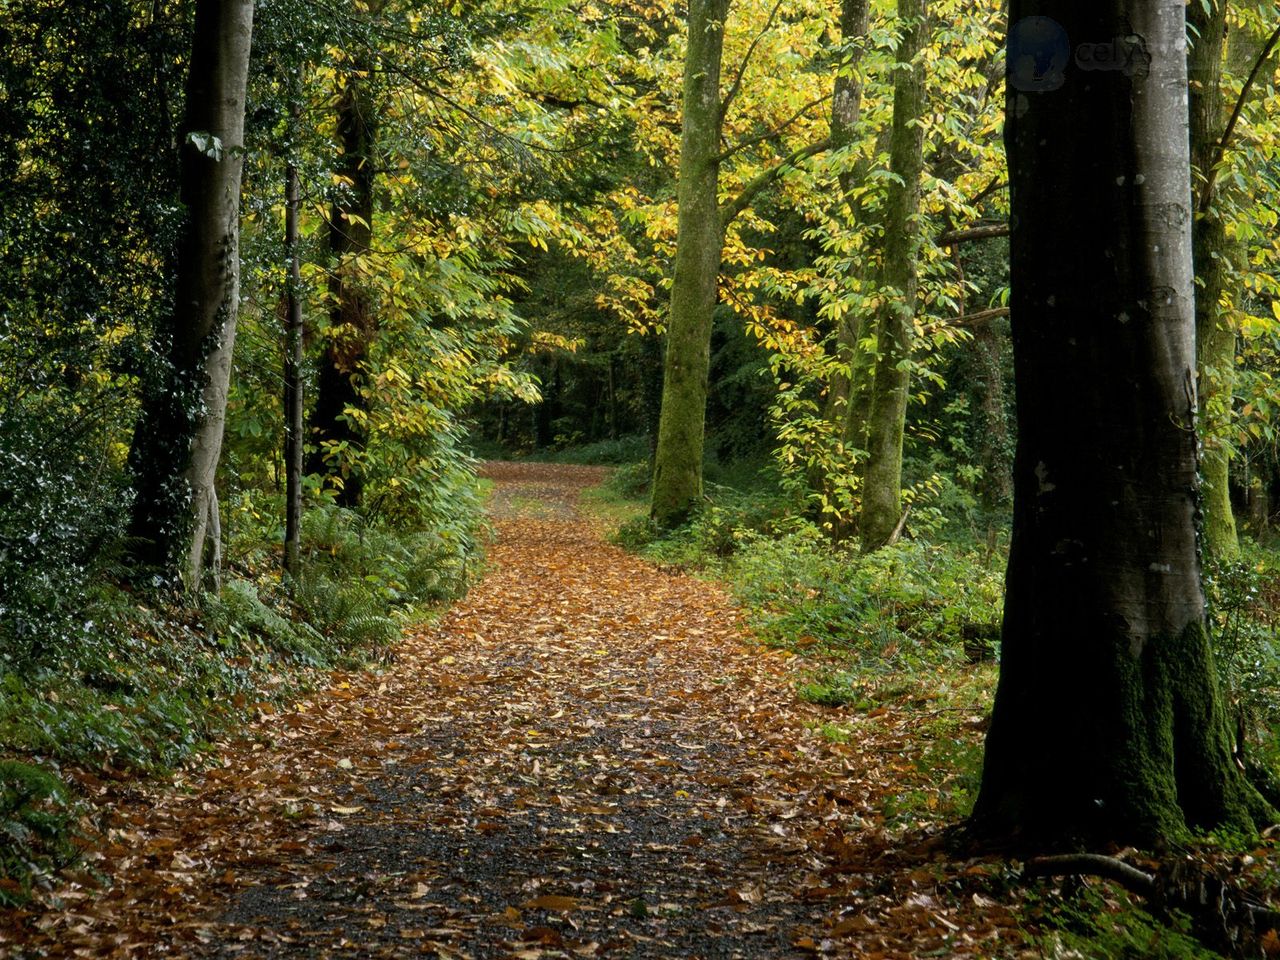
[859, 0, 926, 551]
[307, 55, 378, 508]
[127, 0, 255, 591]
[650, 0, 731, 528]
[972, 1, 1268, 845]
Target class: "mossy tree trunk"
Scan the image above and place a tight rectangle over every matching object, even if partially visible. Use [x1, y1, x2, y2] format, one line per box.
[283, 135, 304, 580]
[308, 51, 379, 508]
[973, 315, 1013, 505]
[1188, 0, 1239, 558]
[858, 0, 926, 552]
[650, 0, 730, 528]
[822, 0, 871, 436]
[813, 0, 871, 539]
[973, 0, 1268, 846]
[127, 0, 255, 591]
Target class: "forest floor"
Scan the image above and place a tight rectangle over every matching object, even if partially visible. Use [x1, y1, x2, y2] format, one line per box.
[2, 463, 1030, 959]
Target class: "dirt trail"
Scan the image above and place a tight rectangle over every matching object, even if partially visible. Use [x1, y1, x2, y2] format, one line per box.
[3, 463, 1020, 959]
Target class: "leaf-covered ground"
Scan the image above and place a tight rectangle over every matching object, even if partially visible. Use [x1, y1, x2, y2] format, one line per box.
[2, 463, 1028, 958]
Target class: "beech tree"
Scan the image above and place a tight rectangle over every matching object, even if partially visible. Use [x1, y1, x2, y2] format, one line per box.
[307, 39, 381, 507]
[857, 0, 926, 551]
[128, 0, 255, 590]
[1189, 0, 1238, 558]
[649, 0, 731, 529]
[972, 2, 1269, 843]
[651, 0, 830, 527]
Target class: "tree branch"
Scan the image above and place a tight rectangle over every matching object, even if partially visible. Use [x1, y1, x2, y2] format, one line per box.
[1199, 20, 1280, 213]
[720, 0, 786, 121]
[1025, 855, 1156, 896]
[937, 223, 1009, 245]
[717, 93, 833, 163]
[719, 137, 830, 228]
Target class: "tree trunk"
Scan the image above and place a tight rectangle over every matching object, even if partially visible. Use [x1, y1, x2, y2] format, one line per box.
[307, 57, 377, 508]
[822, 0, 872, 433]
[283, 146, 304, 580]
[974, 315, 1013, 504]
[813, 0, 872, 540]
[1188, 0, 1239, 559]
[650, 0, 730, 528]
[858, 0, 926, 552]
[127, 0, 255, 591]
[973, 1, 1267, 845]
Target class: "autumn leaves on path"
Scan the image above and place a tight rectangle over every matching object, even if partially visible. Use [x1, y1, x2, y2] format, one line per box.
[5, 463, 1020, 959]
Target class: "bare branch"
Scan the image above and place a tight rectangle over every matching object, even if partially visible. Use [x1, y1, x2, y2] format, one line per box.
[1024, 855, 1156, 896]
[717, 93, 833, 163]
[1199, 20, 1280, 213]
[937, 223, 1009, 245]
[720, 0, 786, 121]
[720, 137, 830, 228]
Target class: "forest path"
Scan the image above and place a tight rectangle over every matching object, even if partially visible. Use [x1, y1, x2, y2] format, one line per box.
[8, 463, 1018, 959]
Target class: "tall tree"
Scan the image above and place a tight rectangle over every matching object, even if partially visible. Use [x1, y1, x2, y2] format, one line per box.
[1189, 0, 1239, 558]
[283, 110, 305, 579]
[127, 0, 256, 590]
[858, 0, 927, 551]
[650, 0, 732, 528]
[307, 41, 380, 507]
[651, 1, 829, 527]
[811, 0, 871, 538]
[972, 2, 1267, 843]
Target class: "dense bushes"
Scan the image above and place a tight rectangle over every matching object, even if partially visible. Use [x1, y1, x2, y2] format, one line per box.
[609, 462, 1005, 667]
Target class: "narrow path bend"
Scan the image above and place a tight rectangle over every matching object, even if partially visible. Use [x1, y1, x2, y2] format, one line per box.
[5, 464, 1020, 959]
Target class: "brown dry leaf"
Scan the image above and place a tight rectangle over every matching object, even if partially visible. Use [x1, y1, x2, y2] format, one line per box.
[522, 894, 579, 912]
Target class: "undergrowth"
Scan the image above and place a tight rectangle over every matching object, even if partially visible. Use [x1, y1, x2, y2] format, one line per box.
[597, 461, 1003, 831]
[0, 500, 482, 904]
[1028, 881, 1220, 960]
[605, 462, 1006, 671]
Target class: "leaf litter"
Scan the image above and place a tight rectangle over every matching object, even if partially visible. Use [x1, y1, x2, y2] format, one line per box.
[1, 462, 1032, 959]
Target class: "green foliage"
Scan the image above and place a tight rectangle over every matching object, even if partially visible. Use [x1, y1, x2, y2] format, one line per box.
[614, 466, 1004, 667]
[536, 435, 652, 465]
[1204, 546, 1280, 784]
[606, 461, 654, 500]
[727, 530, 1003, 666]
[1030, 883, 1219, 960]
[0, 761, 82, 905]
[0, 410, 131, 674]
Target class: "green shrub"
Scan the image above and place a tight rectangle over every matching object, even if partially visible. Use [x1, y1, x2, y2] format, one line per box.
[724, 530, 1004, 666]
[605, 461, 652, 500]
[0, 408, 130, 675]
[1203, 546, 1280, 790]
[1030, 882, 1218, 960]
[0, 761, 81, 904]
[539, 434, 651, 465]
